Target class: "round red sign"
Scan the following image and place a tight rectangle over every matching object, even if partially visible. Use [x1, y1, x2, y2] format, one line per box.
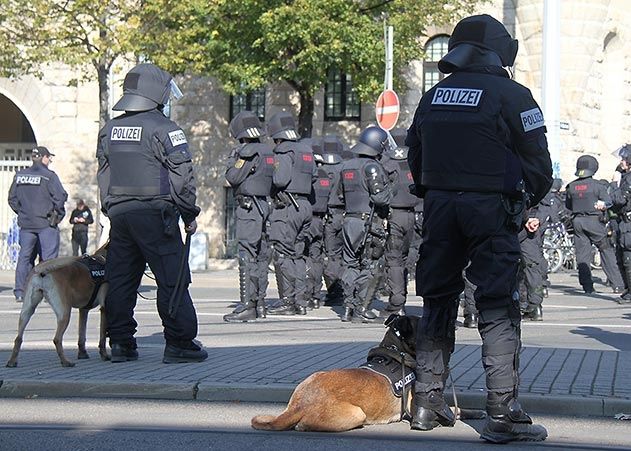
[375, 89, 400, 131]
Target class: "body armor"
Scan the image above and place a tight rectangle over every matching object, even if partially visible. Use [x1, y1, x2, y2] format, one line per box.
[275, 141, 314, 195]
[238, 143, 275, 197]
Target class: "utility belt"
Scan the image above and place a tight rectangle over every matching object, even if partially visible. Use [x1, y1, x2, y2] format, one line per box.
[501, 192, 528, 232]
[236, 194, 266, 215]
[272, 192, 306, 210]
[313, 211, 327, 218]
[345, 211, 371, 220]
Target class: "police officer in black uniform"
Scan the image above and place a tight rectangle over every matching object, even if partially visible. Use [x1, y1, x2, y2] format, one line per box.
[380, 128, 417, 317]
[223, 111, 274, 322]
[610, 144, 631, 304]
[9, 146, 67, 302]
[339, 126, 392, 323]
[406, 15, 550, 443]
[566, 155, 624, 294]
[322, 135, 347, 305]
[97, 63, 207, 364]
[266, 112, 316, 315]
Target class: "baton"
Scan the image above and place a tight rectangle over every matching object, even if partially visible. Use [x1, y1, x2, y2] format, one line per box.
[168, 231, 192, 319]
[287, 192, 300, 211]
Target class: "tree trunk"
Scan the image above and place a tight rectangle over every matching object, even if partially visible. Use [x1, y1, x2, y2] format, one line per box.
[297, 88, 314, 138]
[97, 64, 110, 129]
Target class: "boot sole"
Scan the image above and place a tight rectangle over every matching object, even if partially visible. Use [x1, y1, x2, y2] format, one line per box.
[162, 356, 208, 364]
[480, 430, 547, 444]
[111, 355, 138, 363]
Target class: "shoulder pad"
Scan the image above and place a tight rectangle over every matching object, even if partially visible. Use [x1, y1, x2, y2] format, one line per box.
[238, 143, 262, 158]
[386, 146, 409, 160]
[363, 161, 381, 178]
[274, 141, 294, 154]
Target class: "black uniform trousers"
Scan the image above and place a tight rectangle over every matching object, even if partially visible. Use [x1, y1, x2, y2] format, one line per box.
[572, 215, 624, 291]
[72, 230, 88, 256]
[384, 208, 416, 309]
[236, 197, 270, 305]
[415, 191, 521, 404]
[105, 209, 198, 346]
[406, 211, 424, 279]
[518, 232, 545, 310]
[323, 208, 345, 302]
[306, 214, 326, 302]
[268, 196, 312, 307]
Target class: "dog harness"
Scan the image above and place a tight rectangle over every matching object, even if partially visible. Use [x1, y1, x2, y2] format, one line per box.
[360, 346, 416, 398]
[77, 255, 106, 310]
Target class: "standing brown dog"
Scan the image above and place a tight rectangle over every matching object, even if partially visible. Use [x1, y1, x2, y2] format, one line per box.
[251, 315, 419, 432]
[6, 243, 109, 368]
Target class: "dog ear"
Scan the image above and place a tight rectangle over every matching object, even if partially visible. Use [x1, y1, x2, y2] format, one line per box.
[383, 313, 399, 328]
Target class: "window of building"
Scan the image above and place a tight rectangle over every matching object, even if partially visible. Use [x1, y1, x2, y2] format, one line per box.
[224, 187, 238, 258]
[423, 35, 450, 93]
[230, 87, 266, 121]
[324, 69, 360, 121]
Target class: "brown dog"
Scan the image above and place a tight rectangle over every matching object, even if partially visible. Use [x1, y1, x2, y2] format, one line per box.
[6, 243, 109, 368]
[251, 314, 420, 432]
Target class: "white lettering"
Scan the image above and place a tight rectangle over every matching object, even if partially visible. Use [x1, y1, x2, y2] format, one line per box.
[16, 175, 42, 185]
[431, 87, 483, 107]
[520, 108, 545, 132]
[168, 129, 187, 147]
[111, 126, 142, 142]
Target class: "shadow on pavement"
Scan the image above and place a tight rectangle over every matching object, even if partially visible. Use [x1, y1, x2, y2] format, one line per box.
[570, 326, 631, 351]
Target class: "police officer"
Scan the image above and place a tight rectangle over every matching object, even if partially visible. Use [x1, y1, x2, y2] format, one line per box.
[610, 144, 631, 304]
[266, 111, 316, 315]
[380, 128, 418, 317]
[305, 139, 338, 309]
[97, 63, 207, 364]
[322, 135, 347, 305]
[223, 111, 274, 322]
[566, 155, 624, 294]
[406, 15, 550, 442]
[8, 146, 68, 302]
[339, 126, 392, 323]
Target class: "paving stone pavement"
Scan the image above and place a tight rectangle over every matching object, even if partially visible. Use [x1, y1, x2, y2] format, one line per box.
[0, 267, 630, 418]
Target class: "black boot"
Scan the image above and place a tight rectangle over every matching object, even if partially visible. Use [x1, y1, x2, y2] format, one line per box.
[341, 306, 353, 322]
[378, 304, 406, 318]
[267, 299, 297, 315]
[223, 302, 256, 323]
[523, 305, 543, 321]
[163, 340, 208, 364]
[481, 397, 547, 443]
[256, 299, 267, 318]
[463, 312, 478, 328]
[351, 306, 379, 323]
[111, 342, 138, 363]
[410, 391, 456, 431]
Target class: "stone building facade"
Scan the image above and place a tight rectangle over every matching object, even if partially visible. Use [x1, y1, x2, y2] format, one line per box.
[0, 0, 629, 259]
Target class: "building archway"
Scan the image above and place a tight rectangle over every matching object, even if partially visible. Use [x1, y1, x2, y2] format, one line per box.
[0, 93, 37, 160]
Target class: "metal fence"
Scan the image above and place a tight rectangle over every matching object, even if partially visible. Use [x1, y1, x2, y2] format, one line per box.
[0, 159, 31, 269]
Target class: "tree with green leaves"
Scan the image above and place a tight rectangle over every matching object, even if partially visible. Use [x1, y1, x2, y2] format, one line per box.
[0, 0, 142, 127]
[137, 0, 480, 136]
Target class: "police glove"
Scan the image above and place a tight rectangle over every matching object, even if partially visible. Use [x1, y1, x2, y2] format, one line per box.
[185, 220, 197, 235]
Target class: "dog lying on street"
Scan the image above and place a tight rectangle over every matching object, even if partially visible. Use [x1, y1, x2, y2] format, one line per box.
[253, 314, 418, 432]
[6, 243, 109, 368]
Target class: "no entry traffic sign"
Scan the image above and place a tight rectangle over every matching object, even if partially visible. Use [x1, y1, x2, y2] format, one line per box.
[375, 89, 399, 131]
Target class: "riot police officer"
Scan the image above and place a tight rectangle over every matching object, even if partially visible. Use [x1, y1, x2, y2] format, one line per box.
[339, 126, 392, 323]
[380, 128, 418, 317]
[266, 111, 316, 315]
[406, 15, 550, 443]
[8, 146, 67, 302]
[566, 155, 624, 294]
[322, 135, 347, 305]
[223, 111, 274, 322]
[97, 63, 207, 364]
[610, 144, 631, 303]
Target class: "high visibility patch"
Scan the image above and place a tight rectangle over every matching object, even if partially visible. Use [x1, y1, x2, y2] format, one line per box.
[111, 126, 142, 141]
[302, 154, 313, 162]
[574, 184, 588, 191]
[343, 171, 355, 180]
[234, 159, 245, 169]
[520, 107, 545, 132]
[285, 130, 298, 140]
[244, 127, 261, 138]
[265, 157, 275, 165]
[319, 179, 330, 187]
[16, 175, 42, 185]
[168, 129, 187, 147]
[431, 87, 483, 107]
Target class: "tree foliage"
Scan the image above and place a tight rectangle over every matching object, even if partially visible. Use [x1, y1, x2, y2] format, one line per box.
[137, 0, 481, 135]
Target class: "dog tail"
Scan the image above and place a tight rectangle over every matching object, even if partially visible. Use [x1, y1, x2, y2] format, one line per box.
[251, 408, 303, 431]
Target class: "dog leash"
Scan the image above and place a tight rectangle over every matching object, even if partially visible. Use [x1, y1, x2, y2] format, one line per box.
[400, 353, 412, 422]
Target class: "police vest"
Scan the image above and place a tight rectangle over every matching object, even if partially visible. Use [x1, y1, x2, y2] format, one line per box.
[239, 143, 274, 197]
[310, 166, 331, 214]
[390, 159, 418, 209]
[619, 173, 631, 215]
[359, 349, 416, 398]
[341, 158, 372, 214]
[326, 165, 344, 208]
[102, 110, 178, 200]
[567, 178, 599, 215]
[77, 255, 106, 310]
[275, 141, 314, 195]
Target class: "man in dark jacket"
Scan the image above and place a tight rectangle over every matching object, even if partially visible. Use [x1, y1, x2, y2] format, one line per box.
[97, 63, 206, 364]
[69, 199, 94, 256]
[8, 146, 67, 302]
[406, 14, 551, 443]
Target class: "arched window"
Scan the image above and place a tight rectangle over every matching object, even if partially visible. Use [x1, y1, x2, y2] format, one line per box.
[423, 35, 450, 93]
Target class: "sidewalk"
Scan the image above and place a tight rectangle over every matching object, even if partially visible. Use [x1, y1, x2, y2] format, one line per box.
[1, 268, 630, 418]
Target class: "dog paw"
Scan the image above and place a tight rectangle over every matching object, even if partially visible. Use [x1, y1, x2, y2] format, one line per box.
[61, 361, 76, 368]
[77, 352, 90, 360]
[100, 353, 111, 361]
[6, 361, 17, 368]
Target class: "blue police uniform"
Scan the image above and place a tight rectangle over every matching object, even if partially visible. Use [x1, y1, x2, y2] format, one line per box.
[8, 153, 67, 300]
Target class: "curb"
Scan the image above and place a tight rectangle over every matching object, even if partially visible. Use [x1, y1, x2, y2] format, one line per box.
[2, 379, 630, 417]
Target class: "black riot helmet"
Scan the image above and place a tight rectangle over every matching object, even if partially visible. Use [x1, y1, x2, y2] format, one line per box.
[551, 178, 563, 192]
[229, 111, 265, 141]
[321, 135, 343, 164]
[614, 144, 631, 163]
[267, 111, 299, 141]
[351, 126, 390, 157]
[575, 155, 599, 178]
[113, 63, 182, 112]
[438, 14, 518, 74]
